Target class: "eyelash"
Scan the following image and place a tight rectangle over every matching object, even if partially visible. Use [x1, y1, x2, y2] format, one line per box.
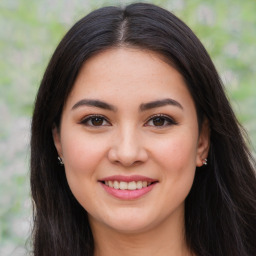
[80, 114, 111, 127]
[144, 114, 177, 127]
[80, 114, 177, 128]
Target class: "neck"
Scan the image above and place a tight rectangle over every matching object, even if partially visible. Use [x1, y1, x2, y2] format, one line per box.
[91, 206, 192, 256]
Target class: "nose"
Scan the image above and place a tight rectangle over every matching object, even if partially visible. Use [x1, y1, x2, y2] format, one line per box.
[108, 127, 148, 167]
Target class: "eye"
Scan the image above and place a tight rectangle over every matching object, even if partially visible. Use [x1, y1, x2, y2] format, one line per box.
[145, 114, 177, 127]
[80, 115, 111, 127]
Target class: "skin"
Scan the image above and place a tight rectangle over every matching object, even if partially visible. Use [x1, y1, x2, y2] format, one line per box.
[53, 48, 210, 256]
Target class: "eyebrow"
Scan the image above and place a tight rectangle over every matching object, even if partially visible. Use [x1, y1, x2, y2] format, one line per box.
[140, 98, 183, 111]
[71, 99, 117, 111]
[71, 98, 183, 112]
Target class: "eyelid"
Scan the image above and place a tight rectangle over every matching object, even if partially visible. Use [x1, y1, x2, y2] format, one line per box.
[144, 114, 178, 127]
[79, 114, 111, 126]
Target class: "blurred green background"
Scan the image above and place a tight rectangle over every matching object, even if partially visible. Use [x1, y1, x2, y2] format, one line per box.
[0, 0, 255, 255]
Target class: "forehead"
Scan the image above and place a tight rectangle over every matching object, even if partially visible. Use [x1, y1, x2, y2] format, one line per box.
[65, 47, 195, 111]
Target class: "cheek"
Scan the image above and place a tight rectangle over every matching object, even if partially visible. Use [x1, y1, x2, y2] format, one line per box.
[154, 132, 198, 197]
[60, 133, 106, 210]
[159, 135, 198, 203]
[61, 131, 108, 177]
[155, 133, 198, 170]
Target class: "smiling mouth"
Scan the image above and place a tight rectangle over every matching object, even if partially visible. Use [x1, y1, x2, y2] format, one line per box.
[99, 176, 158, 199]
[103, 180, 157, 190]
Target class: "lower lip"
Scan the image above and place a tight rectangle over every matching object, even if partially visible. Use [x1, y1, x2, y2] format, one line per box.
[101, 182, 157, 200]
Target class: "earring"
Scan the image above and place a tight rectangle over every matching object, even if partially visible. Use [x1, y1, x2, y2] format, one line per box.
[203, 158, 208, 166]
[58, 156, 64, 165]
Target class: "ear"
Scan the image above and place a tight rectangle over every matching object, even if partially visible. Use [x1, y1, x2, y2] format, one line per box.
[196, 119, 210, 167]
[52, 125, 63, 158]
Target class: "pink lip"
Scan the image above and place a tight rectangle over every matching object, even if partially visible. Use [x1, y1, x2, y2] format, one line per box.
[99, 175, 158, 200]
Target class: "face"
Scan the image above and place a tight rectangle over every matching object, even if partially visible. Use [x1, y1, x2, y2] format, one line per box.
[53, 48, 209, 234]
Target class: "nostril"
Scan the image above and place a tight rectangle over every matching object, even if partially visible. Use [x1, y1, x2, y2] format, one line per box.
[132, 160, 144, 166]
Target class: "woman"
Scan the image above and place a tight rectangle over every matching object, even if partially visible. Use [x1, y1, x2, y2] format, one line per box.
[30, 3, 256, 256]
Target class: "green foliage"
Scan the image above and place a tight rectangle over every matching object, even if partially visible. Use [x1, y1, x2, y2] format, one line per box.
[0, 0, 255, 254]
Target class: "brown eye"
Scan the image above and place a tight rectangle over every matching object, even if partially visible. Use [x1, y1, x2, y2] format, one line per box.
[145, 114, 177, 127]
[91, 117, 104, 126]
[80, 115, 110, 127]
[152, 117, 165, 126]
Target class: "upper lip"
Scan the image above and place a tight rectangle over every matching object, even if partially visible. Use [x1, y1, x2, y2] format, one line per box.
[99, 175, 157, 183]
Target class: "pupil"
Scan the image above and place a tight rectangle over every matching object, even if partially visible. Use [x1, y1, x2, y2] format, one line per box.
[92, 117, 103, 126]
[153, 117, 164, 126]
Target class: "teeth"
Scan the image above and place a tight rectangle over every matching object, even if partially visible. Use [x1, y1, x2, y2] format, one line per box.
[120, 181, 128, 190]
[137, 181, 142, 189]
[113, 181, 119, 189]
[104, 180, 153, 190]
[128, 181, 136, 190]
[109, 181, 113, 188]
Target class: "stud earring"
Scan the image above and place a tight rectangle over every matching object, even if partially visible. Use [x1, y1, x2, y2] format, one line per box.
[203, 158, 208, 166]
[58, 156, 64, 165]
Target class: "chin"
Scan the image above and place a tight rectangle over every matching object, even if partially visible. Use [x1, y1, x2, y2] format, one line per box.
[108, 219, 155, 234]
[97, 208, 160, 234]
